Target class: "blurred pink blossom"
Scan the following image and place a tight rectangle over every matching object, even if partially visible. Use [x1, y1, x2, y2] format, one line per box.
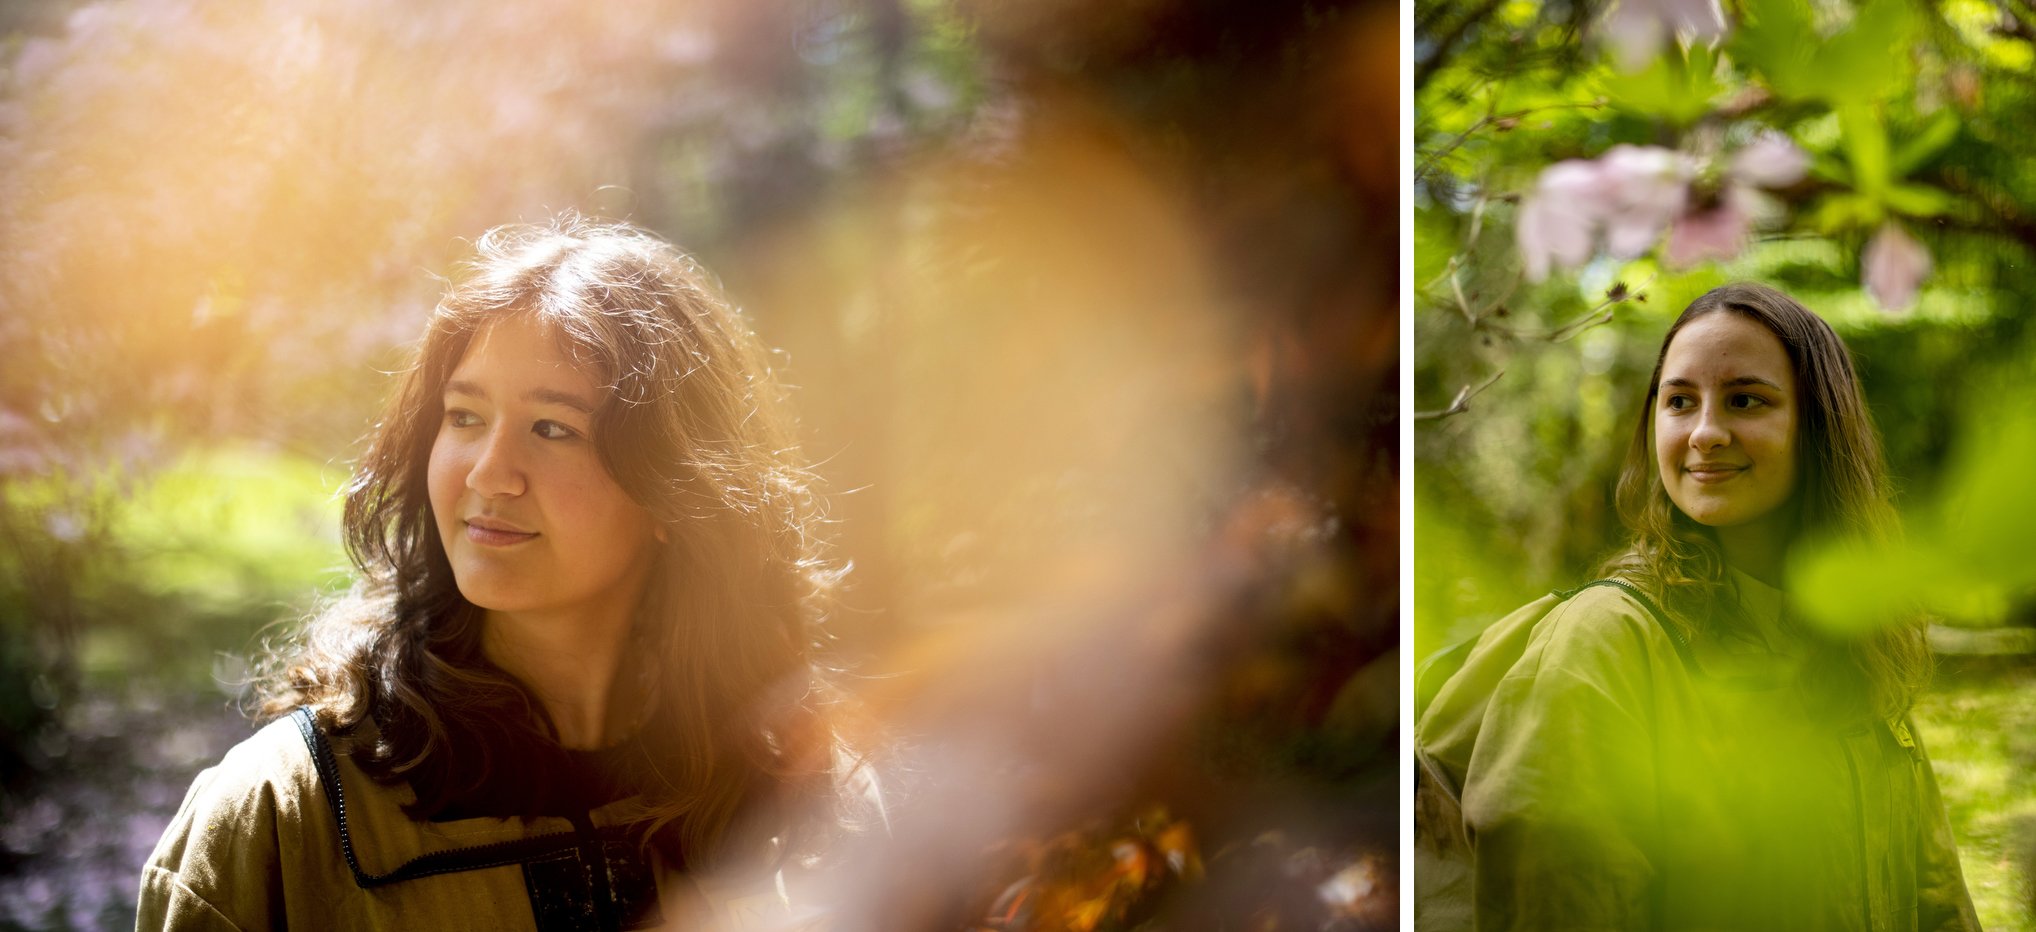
[1517, 145, 1689, 280]
[1729, 133, 1811, 189]
[1862, 222, 1932, 311]
[1602, 0, 1729, 72]
[1663, 136, 1807, 269]
[1666, 186, 1760, 268]
[1598, 145, 1692, 257]
[1517, 160, 1608, 281]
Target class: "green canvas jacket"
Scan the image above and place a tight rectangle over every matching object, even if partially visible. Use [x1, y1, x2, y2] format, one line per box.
[137, 710, 805, 932]
[1417, 571, 1979, 932]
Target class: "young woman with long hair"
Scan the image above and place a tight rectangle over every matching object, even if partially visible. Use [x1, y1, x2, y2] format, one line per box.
[138, 217, 859, 931]
[1415, 283, 1977, 930]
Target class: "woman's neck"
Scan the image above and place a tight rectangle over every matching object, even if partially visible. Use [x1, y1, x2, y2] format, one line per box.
[482, 602, 640, 750]
[1712, 510, 1792, 590]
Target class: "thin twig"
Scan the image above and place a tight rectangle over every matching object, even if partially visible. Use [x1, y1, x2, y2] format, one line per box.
[1439, 266, 1525, 329]
[1549, 307, 1616, 341]
[1465, 188, 1489, 250]
[1546, 274, 1657, 342]
[1424, 253, 1468, 294]
[1414, 369, 1507, 421]
[1450, 269, 1476, 324]
[1415, 101, 1606, 184]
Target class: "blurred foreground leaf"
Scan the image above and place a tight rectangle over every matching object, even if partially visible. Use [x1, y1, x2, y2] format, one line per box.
[1793, 391, 2036, 632]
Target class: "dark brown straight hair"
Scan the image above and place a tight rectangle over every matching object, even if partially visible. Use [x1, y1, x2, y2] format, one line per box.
[258, 215, 860, 867]
[1599, 281, 1929, 721]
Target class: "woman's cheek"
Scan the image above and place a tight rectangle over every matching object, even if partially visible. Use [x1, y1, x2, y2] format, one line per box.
[1653, 420, 1684, 484]
[426, 435, 470, 539]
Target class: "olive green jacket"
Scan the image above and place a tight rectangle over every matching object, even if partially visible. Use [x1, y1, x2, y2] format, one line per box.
[137, 711, 805, 932]
[1416, 572, 1979, 932]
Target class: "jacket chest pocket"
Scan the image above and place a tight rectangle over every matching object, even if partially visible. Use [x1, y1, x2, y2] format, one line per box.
[523, 830, 664, 932]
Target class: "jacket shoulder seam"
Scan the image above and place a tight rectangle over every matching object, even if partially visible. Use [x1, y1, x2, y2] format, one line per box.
[142, 864, 254, 932]
[1540, 583, 1705, 679]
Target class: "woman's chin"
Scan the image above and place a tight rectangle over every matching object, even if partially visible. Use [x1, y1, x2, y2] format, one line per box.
[451, 577, 545, 614]
[1676, 501, 1790, 532]
[1671, 499, 1727, 527]
[1673, 497, 1751, 529]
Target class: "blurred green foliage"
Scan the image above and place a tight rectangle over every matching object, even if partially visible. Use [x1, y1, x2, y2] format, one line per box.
[1419, 0, 2036, 924]
[0, 447, 344, 712]
[1794, 389, 2036, 634]
[1415, 0, 2036, 659]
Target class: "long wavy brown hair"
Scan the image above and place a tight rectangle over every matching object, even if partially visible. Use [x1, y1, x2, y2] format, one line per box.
[1599, 282, 1930, 721]
[257, 215, 857, 867]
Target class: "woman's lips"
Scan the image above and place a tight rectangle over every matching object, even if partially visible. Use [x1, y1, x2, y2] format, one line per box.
[465, 519, 538, 547]
[1685, 464, 1746, 484]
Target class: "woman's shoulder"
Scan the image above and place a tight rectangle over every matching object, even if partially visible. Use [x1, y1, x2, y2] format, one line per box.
[139, 712, 347, 930]
[1525, 580, 1686, 672]
[165, 714, 324, 838]
[1424, 582, 1682, 747]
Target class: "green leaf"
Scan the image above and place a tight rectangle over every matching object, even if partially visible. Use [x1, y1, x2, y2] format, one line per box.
[1603, 44, 1724, 127]
[1808, 152, 1853, 186]
[1882, 182, 1956, 217]
[1809, 192, 1884, 232]
[1734, 0, 1913, 104]
[1810, 0, 1913, 104]
[1838, 103, 1890, 197]
[1792, 394, 2036, 629]
[1732, 0, 1817, 97]
[1791, 538, 1930, 633]
[1938, 399, 2036, 585]
[1889, 110, 1961, 179]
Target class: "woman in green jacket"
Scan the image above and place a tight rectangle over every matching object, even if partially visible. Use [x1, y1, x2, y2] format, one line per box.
[139, 217, 858, 931]
[1416, 283, 1979, 931]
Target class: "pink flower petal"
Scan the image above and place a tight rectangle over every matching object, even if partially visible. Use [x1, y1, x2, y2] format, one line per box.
[1665, 190, 1753, 268]
[1662, 0, 1730, 41]
[1516, 146, 1696, 278]
[1669, 208, 1750, 268]
[1602, 0, 1729, 71]
[1730, 134, 1810, 189]
[1602, 4, 1669, 73]
[1862, 222, 1932, 311]
[1518, 160, 1606, 281]
[1597, 145, 1689, 258]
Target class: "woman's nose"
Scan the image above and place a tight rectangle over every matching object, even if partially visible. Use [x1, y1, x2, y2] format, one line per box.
[1688, 402, 1731, 452]
[466, 426, 526, 497]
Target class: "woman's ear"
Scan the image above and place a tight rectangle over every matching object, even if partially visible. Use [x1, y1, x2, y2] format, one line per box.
[654, 523, 670, 544]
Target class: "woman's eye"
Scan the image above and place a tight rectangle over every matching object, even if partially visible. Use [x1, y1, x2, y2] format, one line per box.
[447, 409, 481, 428]
[1732, 393, 1767, 409]
[533, 420, 577, 441]
[1664, 394, 1691, 410]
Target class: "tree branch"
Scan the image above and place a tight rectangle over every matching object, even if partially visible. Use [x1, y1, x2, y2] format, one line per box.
[1415, 101, 1606, 184]
[1414, 369, 1506, 421]
[1545, 276, 1654, 342]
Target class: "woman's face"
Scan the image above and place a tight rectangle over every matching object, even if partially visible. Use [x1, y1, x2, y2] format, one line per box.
[427, 316, 660, 617]
[1653, 311, 1799, 529]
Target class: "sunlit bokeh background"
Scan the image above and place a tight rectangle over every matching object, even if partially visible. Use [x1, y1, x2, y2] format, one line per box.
[1418, 0, 2036, 926]
[0, 0, 1399, 929]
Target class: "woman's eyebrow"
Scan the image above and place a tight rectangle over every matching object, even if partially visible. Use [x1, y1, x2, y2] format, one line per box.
[444, 379, 487, 400]
[1660, 375, 1786, 391]
[442, 380, 595, 413]
[523, 387, 596, 413]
